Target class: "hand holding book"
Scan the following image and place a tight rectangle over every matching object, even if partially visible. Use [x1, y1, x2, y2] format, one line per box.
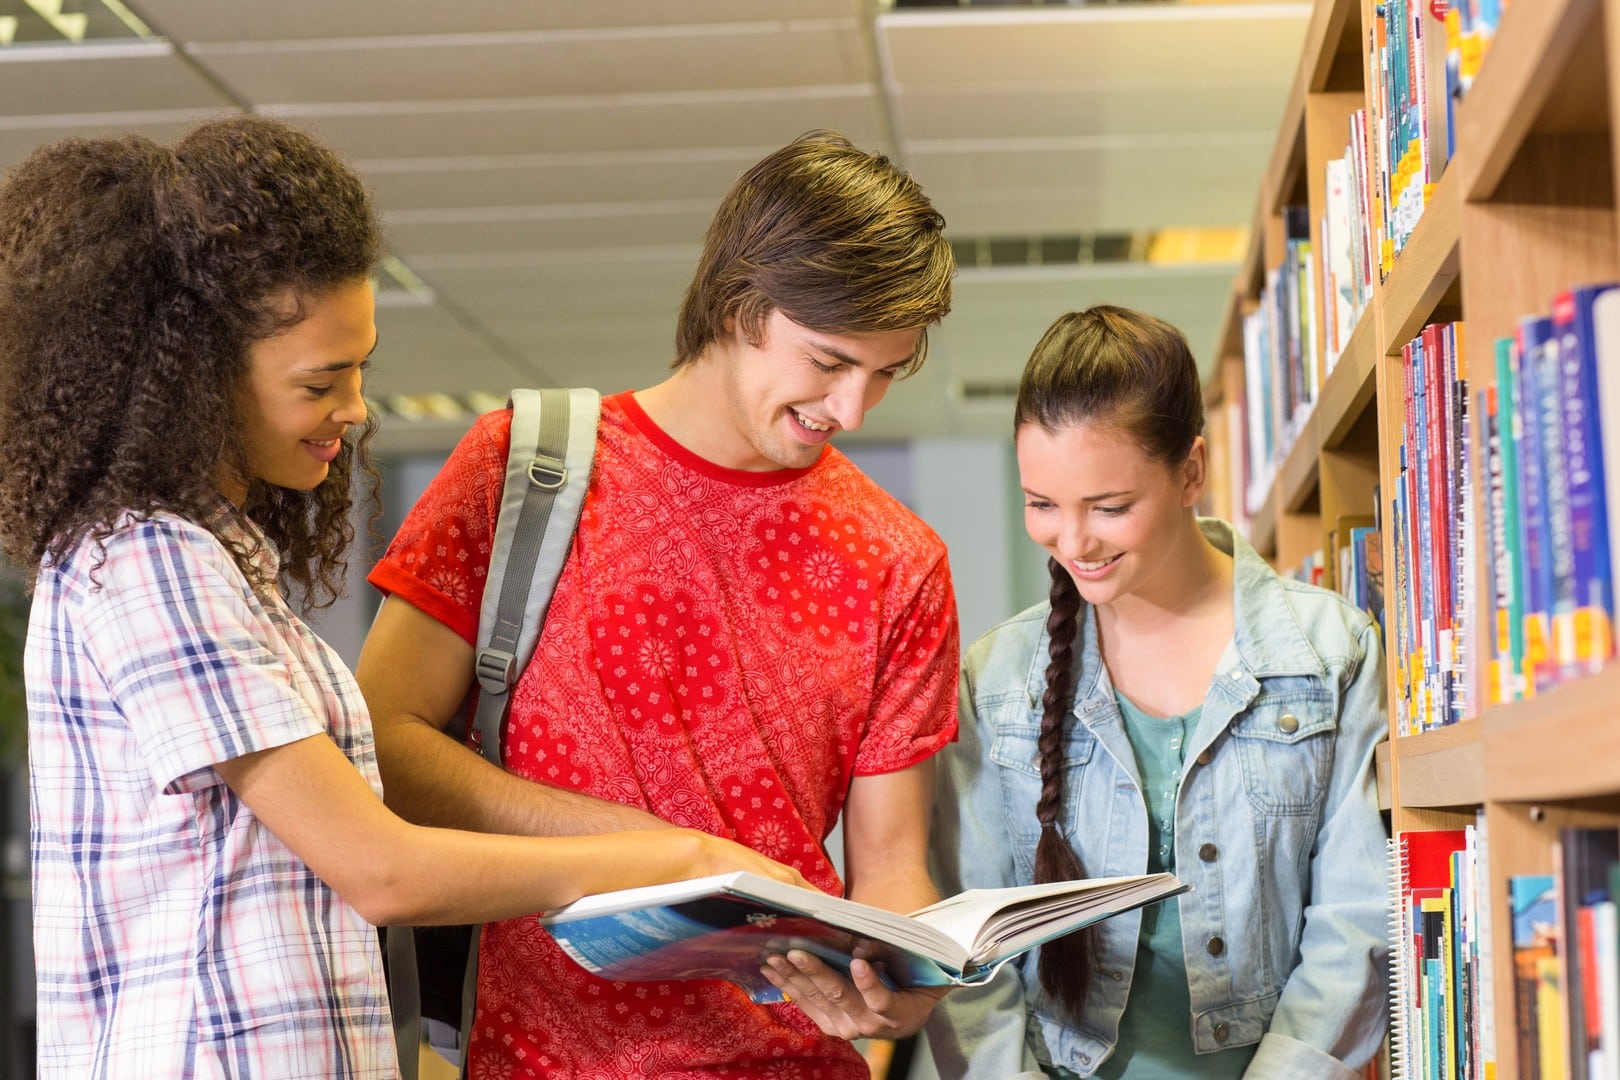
[761, 947, 951, 1040]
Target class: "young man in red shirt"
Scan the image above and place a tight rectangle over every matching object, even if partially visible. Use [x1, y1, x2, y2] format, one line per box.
[359, 130, 960, 1078]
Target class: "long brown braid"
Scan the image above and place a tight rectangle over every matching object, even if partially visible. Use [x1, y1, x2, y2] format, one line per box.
[1034, 555, 1091, 1013]
[1014, 305, 1205, 1020]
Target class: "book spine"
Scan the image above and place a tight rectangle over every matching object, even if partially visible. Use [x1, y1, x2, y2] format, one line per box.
[1516, 316, 1556, 697]
[1594, 291, 1620, 666]
[1557, 284, 1617, 674]
[1481, 385, 1511, 707]
[1495, 336, 1527, 702]
[1530, 312, 1578, 682]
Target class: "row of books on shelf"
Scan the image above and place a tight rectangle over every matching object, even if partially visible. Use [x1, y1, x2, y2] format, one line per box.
[1229, 0, 1509, 523]
[1481, 286, 1619, 708]
[1370, 0, 1451, 268]
[1368, 0, 1505, 269]
[1390, 321, 1472, 733]
[1242, 205, 1318, 516]
[1390, 822, 1495, 1080]
[1392, 821, 1620, 1080]
[1320, 109, 1376, 369]
[1386, 284, 1620, 734]
[1283, 516, 1385, 633]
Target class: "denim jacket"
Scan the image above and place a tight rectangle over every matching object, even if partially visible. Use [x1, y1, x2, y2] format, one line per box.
[927, 520, 1388, 1080]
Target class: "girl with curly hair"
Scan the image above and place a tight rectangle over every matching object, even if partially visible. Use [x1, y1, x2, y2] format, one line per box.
[0, 116, 805, 1079]
[926, 306, 1388, 1079]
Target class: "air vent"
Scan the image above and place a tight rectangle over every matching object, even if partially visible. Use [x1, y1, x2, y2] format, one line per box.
[950, 231, 1145, 270]
[954, 379, 1021, 402]
[949, 228, 1248, 270]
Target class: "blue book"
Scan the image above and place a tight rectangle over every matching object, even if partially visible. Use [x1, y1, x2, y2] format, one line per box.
[1528, 309, 1579, 681]
[1552, 282, 1618, 674]
[1515, 316, 1558, 694]
[538, 870, 1186, 1003]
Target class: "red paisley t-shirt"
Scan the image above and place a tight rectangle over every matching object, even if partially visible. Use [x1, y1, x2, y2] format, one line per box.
[370, 392, 959, 1079]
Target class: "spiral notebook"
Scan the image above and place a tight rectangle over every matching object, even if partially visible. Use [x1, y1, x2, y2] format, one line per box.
[1388, 827, 1470, 1080]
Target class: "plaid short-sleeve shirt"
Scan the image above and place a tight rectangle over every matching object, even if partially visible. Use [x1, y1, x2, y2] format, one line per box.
[28, 509, 396, 1079]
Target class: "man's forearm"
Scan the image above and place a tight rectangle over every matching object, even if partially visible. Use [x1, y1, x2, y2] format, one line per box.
[847, 863, 940, 914]
[373, 717, 669, 837]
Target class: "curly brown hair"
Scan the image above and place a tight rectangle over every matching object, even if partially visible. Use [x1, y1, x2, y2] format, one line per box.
[0, 116, 383, 607]
[673, 130, 953, 375]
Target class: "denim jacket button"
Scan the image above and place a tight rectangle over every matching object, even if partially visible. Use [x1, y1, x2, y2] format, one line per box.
[1206, 935, 1225, 956]
[1195, 749, 1212, 766]
[1278, 712, 1300, 733]
[1213, 1022, 1230, 1043]
[1199, 842, 1218, 862]
[1110, 969, 1123, 981]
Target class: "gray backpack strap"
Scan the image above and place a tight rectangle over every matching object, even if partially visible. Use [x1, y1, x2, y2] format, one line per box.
[389, 387, 598, 1080]
[471, 386, 600, 764]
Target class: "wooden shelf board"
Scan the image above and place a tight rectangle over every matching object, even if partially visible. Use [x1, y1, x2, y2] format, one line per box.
[1379, 165, 1461, 356]
[1456, 0, 1607, 201]
[1392, 718, 1485, 808]
[1484, 664, 1620, 801]
[1375, 740, 1392, 812]
[1316, 312, 1378, 449]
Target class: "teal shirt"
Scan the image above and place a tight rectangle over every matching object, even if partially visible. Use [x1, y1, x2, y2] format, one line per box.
[1091, 693, 1256, 1080]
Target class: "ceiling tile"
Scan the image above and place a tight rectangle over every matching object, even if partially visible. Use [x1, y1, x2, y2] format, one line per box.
[133, 0, 862, 42]
[879, 7, 1309, 87]
[191, 22, 871, 104]
[269, 90, 888, 160]
[0, 44, 232, 116]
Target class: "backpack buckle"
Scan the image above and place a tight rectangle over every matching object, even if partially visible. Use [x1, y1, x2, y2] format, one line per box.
[528, 455, 566, 491]
[474, 647, 517, 695]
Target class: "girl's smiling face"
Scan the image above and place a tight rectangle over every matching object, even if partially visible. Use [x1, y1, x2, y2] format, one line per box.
[1017, 418, 1204, 608]
[225, 279, 377, 505]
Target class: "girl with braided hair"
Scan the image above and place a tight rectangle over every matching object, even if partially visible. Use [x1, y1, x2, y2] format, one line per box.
[927, 306, 1388, 1079]
[0, 117, 805, 1079]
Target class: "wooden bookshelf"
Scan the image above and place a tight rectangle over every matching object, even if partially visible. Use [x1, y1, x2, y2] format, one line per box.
[1484, 665, 1620, 802]
[1390, 719, 1484, 809]
[1207, 0, 1620, 1076]
[1457, 0, 1608, 202]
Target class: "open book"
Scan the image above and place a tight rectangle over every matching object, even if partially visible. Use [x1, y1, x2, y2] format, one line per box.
[538, 870, 1187, 1002]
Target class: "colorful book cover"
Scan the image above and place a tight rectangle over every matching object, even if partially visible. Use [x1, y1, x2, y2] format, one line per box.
[1512, 874, 1559, 1080]
[1559, 827, 1620, 1080]
[1481, 385, 1510, 706]
[1516, 316, 1557, 695]
[1353, 525, 1385, 630]
[1528, 300, 1578, 679]
[1553, 283, 1618, 673]
[1592, 290, 1620, 652]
